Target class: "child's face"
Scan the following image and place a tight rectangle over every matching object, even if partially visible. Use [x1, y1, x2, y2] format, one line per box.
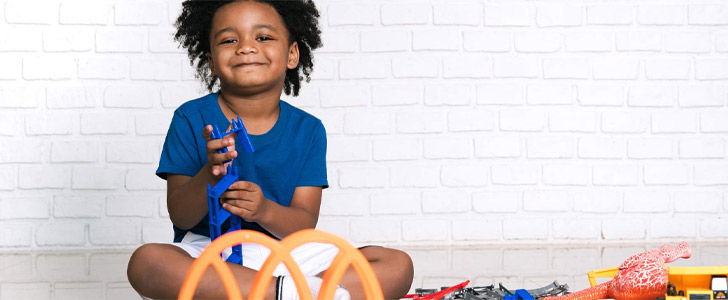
[208, 1, 299, 94]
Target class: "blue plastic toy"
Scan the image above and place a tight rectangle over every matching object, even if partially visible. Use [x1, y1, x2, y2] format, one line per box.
[206, 117, 255, 265]
[504, 289, 536, 300]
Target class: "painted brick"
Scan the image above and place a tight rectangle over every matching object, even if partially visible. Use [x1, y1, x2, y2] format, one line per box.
[318, 30, 357, 53]
[593, 164, 640, 186]
[35, 223, 86, 246]
[616, 31, 662, 52]
[624, 191, 671, 213]
[25, 112, 74, 135]
[422, 190, 470, 213]
[47, 86, 99, 109]
[593, 57, 640, 80]
[89, 253, 133, 281]
[477, 84, 524, 106]
[372, 84, 420, 106]
[696, 59, 728, 80]
[578, 137, 624, 159]
[0, 197, 50, 219]
[390, 165, 440, 188]
[0, 55, 21, 79]
[493, 56, 539, 78]
[96, 29, 145, 53]
[360, 30, 409, 52]
[149, 29, 182, 53]
[523, 190, 570, 212]
[339, 57, 387, 79]
[499, 110, 547, 132]
[701, 112, 728, 133]
[315, 220, 347, 240]
[60, 1, 112, 24]
[320, 85, 369, 107]
[0, 254, 33, 279]
[552, 219, 600, 239]
[0, 224, 33, 247]
[81, 112, 129, 134]
[550, 111, 597, 133]
[0, 282, 51, 300]
[19, 166, 68, 189]
[473, 191, 520, 213]
[391, 56, 439, 78]
[125, 168, 166, 190]
[503, 248, 548, 273]
[0, 27, 42, 51]
[474, 136, 521, 158]
[5, 0, 57, 24]
[42, 28, 94, 52]
[679, 138, 725, 159]
[543, 58, 590, 79]
[54, 196, 104, 218]
[370, 192, 420, 215]
[577, 84, 624, 106]
[601, 111, 649, 133]
[372, 138, 419, 161]
[54, 282, 104, 300]
[328, 137, 369, 162]
[338, 166, 387, 189]
[0, 167, 16, 190]
[0, 113, 19, 136]
[158, 195, 168, 218]
[527, 136, 574, 159]
[588, 5, 634, 25]
[652, 111, 698, 133]
[527, 84, 573, 105]
[106, 196, 155, 217]
[628, 138, 674, 159]
[51, 141, 99, 163]
[78, 57, 127, 79]
[464, 31, 512, 52]
[130, 57, 180, 81]
[688, 5, 728, 25]
[638, 5, 685, 25]
[675, 191, 722, 213]
[484, 5, 532, 27]
[434, 3, 482, 26]
[413, 30, 461, 51]
[565, 32, 612, 52]
[491, 164, 539, 185]
[694, 164, 728, 186]
[537, 6, 584, 27]
[72, 167, 125, 190]
[350, 219, 399, 243]
[443, 56, 491, 78]
[651, 219, 698, 238]
[381, 3, 430, 25]
[402, 219, 448, 241]
[574, 191, 621, 213]
[448, 110, 495, 132]
[318, 111, 343, 135]
[115, 1, 163, 25]
[423, 137, 470, 159]
[542, 164, 589, 186]
[343, 111, 391, 135]
[441, 164, 489, 187]
[23, 55, 74, 80]
[644, 164, 690, 185]
[700, 219, 728, 238]
[327, 3, 378, 26]
[106, 141, 157, 163]
[503, 218, 548, 240]
[89, 222, 139, 245]
[552, 248, 601, 273]
[664, 32, 711, 53]
[718, 32, 728, 52]
[320, 192, 368, 216]
[679, 86, 726, 108]
[136, 112, 174, 136]
[515, 32, 562, 53]
[452, 220, 502, 241]
[645, 58, 691, 80]
[425, 84, 474, 106]
[396, 111, 444, 134]
[161, 84, 203, 108]
[0, 140, 44, 163]
[628, 85, 675, 107]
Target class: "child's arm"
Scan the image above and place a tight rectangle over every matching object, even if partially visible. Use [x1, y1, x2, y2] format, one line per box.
[166, 125, 239, 230]
[220, 184, 322, 239]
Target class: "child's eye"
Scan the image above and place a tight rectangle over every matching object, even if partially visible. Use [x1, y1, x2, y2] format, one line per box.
[220, 39, 236, 45]
[257, 36, 273, 41]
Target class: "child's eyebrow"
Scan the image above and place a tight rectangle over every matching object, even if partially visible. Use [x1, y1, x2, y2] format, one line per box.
[212, 24, 279, 40]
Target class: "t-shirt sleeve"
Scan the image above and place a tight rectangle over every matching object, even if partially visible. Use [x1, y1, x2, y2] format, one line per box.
[296, 122, 328, 188]
[156, 110, 203, 180]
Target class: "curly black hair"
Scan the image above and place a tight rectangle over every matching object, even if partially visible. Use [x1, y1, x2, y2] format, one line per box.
[174, 0, 322, 96]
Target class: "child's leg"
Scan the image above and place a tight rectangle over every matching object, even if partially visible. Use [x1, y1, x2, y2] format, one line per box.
[127, 243, 276, 299]
[333, 246, 414, 299]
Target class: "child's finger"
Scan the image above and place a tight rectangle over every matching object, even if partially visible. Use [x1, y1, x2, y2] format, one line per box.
[201, 125, 213, 141]
[206, 138, 235, 153]
[209, 151, 238, 165]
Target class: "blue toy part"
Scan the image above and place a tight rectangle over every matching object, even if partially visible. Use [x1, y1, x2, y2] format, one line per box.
[211, 116, 255, 164]
[504, 289, 536, 300]
[206, 164, 243, 265]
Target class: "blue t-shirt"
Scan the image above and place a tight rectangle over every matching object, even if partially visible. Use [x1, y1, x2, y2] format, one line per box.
[156, 92, 328, 242]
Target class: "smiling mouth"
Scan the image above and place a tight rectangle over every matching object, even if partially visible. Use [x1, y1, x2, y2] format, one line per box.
[234, 63, 265, 68]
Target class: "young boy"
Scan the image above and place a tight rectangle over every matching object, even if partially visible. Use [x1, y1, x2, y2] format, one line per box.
[126, 1, 414, 299]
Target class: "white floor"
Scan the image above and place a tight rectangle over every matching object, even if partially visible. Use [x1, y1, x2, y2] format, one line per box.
[1, 242, 726, 299]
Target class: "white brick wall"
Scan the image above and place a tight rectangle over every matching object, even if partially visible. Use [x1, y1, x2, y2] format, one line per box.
[0, 0, 726, 276]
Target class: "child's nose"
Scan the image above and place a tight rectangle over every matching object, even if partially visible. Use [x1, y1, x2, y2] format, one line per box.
[236, 39, 257, 54]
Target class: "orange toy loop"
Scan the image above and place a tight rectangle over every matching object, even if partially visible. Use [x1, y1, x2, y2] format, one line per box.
[178, 229, 385, 300]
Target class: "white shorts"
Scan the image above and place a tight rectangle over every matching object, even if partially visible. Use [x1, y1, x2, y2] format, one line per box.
[173, 231, 340, 277]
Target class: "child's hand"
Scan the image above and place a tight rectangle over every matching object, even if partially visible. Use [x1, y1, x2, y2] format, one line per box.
[220, 181, 269, 223]
[202, 124, 238, 176]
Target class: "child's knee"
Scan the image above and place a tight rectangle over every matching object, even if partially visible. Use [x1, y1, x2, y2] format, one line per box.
[127, 244, 165, 289]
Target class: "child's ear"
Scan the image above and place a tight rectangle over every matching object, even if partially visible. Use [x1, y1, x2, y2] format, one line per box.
[287, 41, 299, 69]
[207, 53, 216, 75]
